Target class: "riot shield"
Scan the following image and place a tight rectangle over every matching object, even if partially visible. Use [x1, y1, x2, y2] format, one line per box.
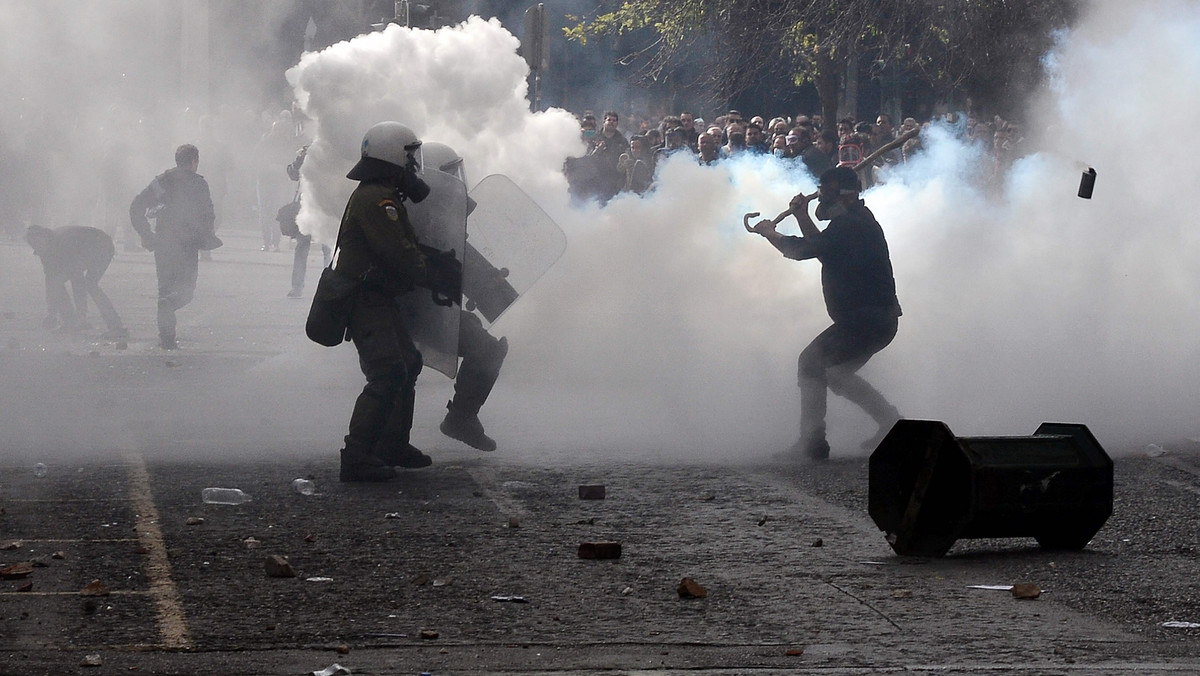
[397, 170, 468, 378]
[463, 175, 567, 325]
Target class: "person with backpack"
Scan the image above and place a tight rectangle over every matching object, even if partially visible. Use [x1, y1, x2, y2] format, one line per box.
[129, 144, 219, 349]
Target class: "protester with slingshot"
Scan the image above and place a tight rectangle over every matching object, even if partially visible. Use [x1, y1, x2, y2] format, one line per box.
[747, 166, 903, 462]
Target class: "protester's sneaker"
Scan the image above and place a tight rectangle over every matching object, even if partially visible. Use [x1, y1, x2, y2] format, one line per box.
[439, 404, 497, 452]
[375, 444, 433, 469]
[339, 449, 399, 482]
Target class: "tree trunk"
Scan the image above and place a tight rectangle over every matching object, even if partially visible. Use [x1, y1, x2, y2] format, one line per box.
[816, 50, 840, 130]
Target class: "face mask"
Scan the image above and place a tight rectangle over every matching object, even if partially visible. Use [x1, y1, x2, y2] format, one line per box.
[582, 129, 597, 139]
[814, 199, 847, 221]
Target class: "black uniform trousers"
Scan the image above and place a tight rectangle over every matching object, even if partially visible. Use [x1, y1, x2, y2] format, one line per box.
[345, 287, 424, 459]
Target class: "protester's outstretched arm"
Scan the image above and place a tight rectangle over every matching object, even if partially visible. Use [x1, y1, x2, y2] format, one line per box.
[790, 192, 820, 239]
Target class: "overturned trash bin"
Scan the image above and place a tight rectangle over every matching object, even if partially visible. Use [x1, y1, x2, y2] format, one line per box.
[868, 420, 1113, 557]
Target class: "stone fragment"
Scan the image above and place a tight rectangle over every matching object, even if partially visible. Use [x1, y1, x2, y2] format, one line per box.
[51, 551, 65, 560]
[811, 538, 824, 547]
[0, 562, 33, 579]
[80, 654, 102, 667]
[243, 537, 261, 549]
[335, 644, 350, 654]
[265, 555, 296, 578]
[677, 577, 707, 599]
[185, 517, 204, 526]
[80, 580, 110, 597]
[577, 542, 621, 559]
[420, 629, 439, 640]
[1011, 583, 1041, 599]
[578, 485, 606, 500]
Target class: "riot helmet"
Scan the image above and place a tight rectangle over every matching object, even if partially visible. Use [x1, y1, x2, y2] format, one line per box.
[419, 142, 467, 185]
[346, 121, 431, 202]
[347, 121, 422, 179]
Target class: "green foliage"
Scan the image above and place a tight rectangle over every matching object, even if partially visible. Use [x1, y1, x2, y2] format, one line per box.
[565, 0, 1081, 116]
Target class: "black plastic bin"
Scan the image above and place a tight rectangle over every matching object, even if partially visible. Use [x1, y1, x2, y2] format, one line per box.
[868, 420, 1113, 557]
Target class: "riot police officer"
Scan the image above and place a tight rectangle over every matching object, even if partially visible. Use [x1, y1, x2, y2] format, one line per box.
[334, 122, 459, 482]
[418, 142, 509, 452]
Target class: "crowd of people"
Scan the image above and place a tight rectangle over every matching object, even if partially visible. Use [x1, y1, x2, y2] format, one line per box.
[564, 106, 1026, 203]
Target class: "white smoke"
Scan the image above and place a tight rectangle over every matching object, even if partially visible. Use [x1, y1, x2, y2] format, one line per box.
[287, 17, 581, 244]
[289, 2, 1200, 461]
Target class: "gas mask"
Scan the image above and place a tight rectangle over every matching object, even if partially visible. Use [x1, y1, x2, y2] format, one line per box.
[399, 152, 431, 203]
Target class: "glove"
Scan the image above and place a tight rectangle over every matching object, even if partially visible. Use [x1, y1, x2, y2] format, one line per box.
[422, 248, 462, 307]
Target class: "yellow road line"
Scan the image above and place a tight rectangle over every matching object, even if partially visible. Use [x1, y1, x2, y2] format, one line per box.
[122, 452, 192, 650]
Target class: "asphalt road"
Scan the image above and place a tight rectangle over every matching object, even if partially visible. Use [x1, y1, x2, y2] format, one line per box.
[1, 228, 1198, 674]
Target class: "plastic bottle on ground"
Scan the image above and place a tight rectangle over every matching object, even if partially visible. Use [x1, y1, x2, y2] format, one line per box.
[201, 487, 252, 505]
[292, 478, 316, 496]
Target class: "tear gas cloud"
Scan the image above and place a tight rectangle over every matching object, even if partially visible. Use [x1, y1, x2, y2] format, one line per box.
[288, 1, 1200, 461]
[3, 1, 1197, 464]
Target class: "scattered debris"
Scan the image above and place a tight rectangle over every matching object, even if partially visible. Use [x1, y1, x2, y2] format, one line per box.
[968, 585, 1015, 591]
[51, 551, 65, 560]
[0, 542, 19, 551]
[1161, 621, 1200, 629]
[335, 644, 350, 655]
[892, 589, 914, 599]
[432, 578, 452, 587]
[200, 487, 251, 505]
[677, 577, 707, 599]
[621, 586, 634, 595]
[265, 555, 296, 578]
[185, 517, 204, 526]
[811, 538, 824, 547]
[79, 578, 110, 595]
[491, 595, 529, 603]
[757, 516, 768, 526]
[578, 542, 622, 559]
[507, 516, 520, 529]
[312, 664, 351, 676]
[305, 534, 317, 543]
[578, 484, 606, 500]
[292, 478, 317, 496]
[412, 574, 431, 586]
[1145, 443, 1168, 458]
[384, 512, 402, 519]
[419, 629, 439, 640]
[80, 654, 102, 668]
[1011, 583, 1042, 599]
[785, 648, 805, 656]
[0, 562, 34, 579]
[243, 537, 262, 549]
[307, 577, 334, 583]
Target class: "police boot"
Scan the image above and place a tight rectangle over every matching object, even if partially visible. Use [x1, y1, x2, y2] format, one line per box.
[376, 443, 433, 469]
[439, 401, 496, 452]
[339, 448, 398, 482]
